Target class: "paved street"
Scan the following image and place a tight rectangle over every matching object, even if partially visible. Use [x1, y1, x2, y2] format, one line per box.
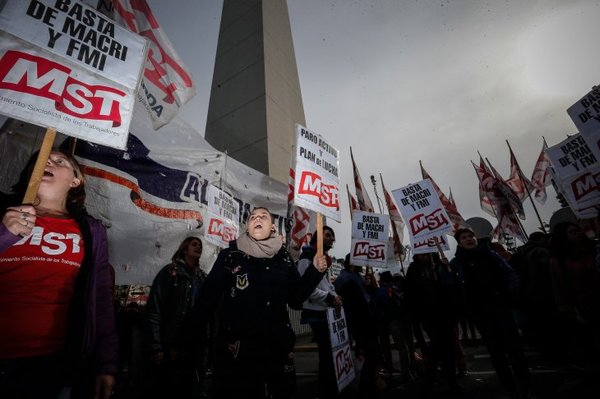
[293, 336, 600, 399]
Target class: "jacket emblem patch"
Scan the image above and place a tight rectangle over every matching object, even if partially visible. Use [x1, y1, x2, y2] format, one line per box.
[228, 340, 240, 358]
[236, 273, 249, 290]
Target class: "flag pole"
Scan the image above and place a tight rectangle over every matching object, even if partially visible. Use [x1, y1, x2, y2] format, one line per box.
[506, 140, 547, 234]
[370, 175, 383, 213]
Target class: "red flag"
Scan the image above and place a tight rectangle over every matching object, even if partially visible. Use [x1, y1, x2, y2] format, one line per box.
[380, 175, 405, 253]
[113, 0, 196, 129]
[506, 144, 534, 201]
[420, 162, 467, 231]
[287, 168, 311, 253]
[475, 156, 496, 217]
[346, 184, 360, 212]
[350, 147, 375, 212]
[486, 159, 525, 220]
[448, 187, 456, 207]
[531, 140, 552, 204]
[472, 161, 527, 242]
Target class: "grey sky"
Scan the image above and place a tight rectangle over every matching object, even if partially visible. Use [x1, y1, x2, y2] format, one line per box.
[146, 0, 600, 258]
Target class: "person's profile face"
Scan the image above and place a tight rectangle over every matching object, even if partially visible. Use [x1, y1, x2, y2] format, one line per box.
[323, 229, 335, 250]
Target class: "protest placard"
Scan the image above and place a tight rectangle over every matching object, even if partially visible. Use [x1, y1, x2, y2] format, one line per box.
[413, 234, 450, 255]
[547, 135, 599, 218]
[350, 210, 389, 268]
[567, 85, 600, 161]
[392, 179, 453, 243]
[327, 307, 355, 393]
[293, 124, 341, 222]
[0, 0, 147, 149]
[546, 135, 598, 179]
[205, 185, 240, 247]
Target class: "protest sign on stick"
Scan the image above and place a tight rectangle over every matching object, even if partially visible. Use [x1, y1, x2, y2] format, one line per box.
[350, 210, 389, 268]
[293, 124, 340, 222]
[205, 185, 240, 248]
[293, 124, 340, 256]
[392, 179, 453, 245]
[546, 134, 599, 218]
[567, 85, 600, 161]
[326, 307, 355, 392]
[0, 0, 146, 204]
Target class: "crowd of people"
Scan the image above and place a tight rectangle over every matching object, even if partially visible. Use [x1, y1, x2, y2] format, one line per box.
[1, 148, 600, 399]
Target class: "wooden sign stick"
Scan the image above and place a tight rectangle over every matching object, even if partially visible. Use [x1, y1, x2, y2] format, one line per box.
[23, 128, 56, 204]
[317, 212, 324, 257]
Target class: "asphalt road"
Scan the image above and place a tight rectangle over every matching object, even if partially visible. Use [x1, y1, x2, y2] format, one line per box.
[292, 336, 600, 399]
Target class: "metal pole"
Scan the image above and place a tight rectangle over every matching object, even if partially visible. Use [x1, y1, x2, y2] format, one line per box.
[370, 175, 383, 214]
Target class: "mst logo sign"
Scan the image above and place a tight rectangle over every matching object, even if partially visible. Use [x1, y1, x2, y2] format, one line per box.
[297, 171, 339, 209]
[207, 218, 237, 243]
[352, 241, 385, 260]
[409, 208, 449, 236]
[0, 50, 126, 125]
[571, 171, 600, 201]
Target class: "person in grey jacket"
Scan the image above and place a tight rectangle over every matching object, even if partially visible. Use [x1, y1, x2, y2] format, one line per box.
[297, 226, 342, 398]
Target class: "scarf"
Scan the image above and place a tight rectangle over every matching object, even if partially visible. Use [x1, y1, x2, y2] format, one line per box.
[236, 231, 283, 259]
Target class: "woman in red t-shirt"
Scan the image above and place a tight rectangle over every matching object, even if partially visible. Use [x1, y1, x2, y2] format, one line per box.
[0, 149, 117, 399]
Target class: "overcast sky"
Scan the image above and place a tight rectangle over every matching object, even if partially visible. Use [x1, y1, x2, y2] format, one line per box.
[146, 0, 600, 258]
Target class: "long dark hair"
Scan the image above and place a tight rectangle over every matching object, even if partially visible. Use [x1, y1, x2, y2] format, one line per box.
[172, 237, 203, 262]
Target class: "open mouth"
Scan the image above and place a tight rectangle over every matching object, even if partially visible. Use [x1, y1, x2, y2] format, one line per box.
[43, 169, 54, 177]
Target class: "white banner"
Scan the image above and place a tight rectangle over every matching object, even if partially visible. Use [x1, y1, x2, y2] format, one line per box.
[392, 179, 453, 243]
[567, 85, 600, 161]
[205, 185, 240, 248]
[293, 124, 341, 221]
[0, 102, 290, 285]
[326, 307, 355, 393]
[113, 0, 196, 129]
[350, 210, 389, 267]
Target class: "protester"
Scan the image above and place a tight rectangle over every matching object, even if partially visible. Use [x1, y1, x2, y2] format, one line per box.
[145, 236, 208, 398]
[334, 254, 379, 397]
[406, 252, 463, 396]
[549, 221, 600, 363]
[450, 228, 530, 399]
[511, 232, 557, 358]
[375, 271, 416, 380]
[298, 226, 342, 398]
[0, 150, 117, 399]
[197, 207, 328, 398]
